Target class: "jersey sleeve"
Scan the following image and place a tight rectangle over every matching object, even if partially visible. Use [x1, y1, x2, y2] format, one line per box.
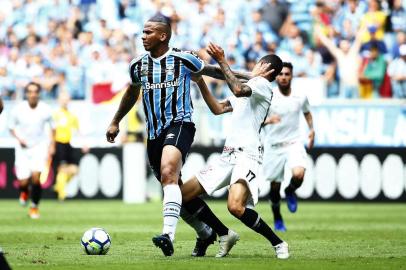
[177, 51, 205, 73]
[302, 95, 310, 113]
[128, 58, 141, 84]
[245, 77, 272, 99]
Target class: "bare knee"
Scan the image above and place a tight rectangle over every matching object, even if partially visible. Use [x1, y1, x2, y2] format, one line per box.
[292, 168, 305, 181]
[227, 201, 245, 218]
[160, 165, 178, 185]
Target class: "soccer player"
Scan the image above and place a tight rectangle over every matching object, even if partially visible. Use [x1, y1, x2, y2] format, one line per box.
[0, 96, 3, 114]
[180, 43, 289, 259]
[262, 62, 315, 231]
[9, 82, 55, 219]
[106, 14, 244, 257]
[53, 91, 84, 201]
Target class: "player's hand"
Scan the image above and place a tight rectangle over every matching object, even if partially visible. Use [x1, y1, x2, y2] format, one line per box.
[18, 138, 28, 148]
[106, 123, 120, 143]
[252, 62, 275, 78]
[308, 129, 315, 149]
[206, 42, 225, 63]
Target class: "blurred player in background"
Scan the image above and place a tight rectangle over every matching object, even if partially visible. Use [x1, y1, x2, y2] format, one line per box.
[9, 82, 55, 219]
[181, 43, 289, 259]
[53, 91, 86, 201]
[262, 62, 315, 232]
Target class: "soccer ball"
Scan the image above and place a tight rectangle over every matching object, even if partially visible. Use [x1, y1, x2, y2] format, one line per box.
[81, 228, 111, 255]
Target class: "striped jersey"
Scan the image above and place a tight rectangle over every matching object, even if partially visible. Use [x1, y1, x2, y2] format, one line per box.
[129, 48, 204, 140]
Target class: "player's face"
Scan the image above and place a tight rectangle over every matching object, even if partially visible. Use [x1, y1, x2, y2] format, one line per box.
[276, 67, 292, 90]
[142, 22, 167, 51]
[26, 84, 40, 107]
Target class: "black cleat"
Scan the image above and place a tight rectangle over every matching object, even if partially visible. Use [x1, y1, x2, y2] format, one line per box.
[152, 234, 174, 256]
[191, 230, 217, 257]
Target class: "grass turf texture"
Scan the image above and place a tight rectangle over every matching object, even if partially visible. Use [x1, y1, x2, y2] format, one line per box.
[1, 200, 405, 270]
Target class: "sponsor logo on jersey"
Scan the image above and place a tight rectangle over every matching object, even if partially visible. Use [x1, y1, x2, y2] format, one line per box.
[145, 78, 180, 90]
[166, 133, 175, 139]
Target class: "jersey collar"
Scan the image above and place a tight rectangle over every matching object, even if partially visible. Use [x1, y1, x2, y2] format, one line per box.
[148, 48, 172, 62]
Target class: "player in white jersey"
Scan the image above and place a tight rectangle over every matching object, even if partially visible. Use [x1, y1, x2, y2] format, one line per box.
[9, 82, 55, 219]
[180, 43, 289, 259]
[261, 62, 315, 231]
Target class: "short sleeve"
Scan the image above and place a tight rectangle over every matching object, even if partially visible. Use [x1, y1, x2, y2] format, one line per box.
[245, 77, 272, 99]
[128, 60, 141, 84]
[302, 95, 310, 113]
[176, 50, 205, 73]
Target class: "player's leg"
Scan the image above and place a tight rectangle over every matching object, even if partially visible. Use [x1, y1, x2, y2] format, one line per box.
[18, 178, 30, 206]
[0, 247, 11, 270]
[227, 181, 288, 259]
[29, 171, 41, 219]
[152, 122, 196, 256]
[284, 167, 305, 213]
[15, 146, 30, 206]
[269, 181, 286, 232]
[182, 177, 230, 238]
[153, 145, 183, 255]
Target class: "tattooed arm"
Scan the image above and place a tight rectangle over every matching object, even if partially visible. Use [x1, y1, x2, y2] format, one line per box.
[206, 43, 253, 97]
[106, 83, 141, 143]
[199, 64, 252, 82]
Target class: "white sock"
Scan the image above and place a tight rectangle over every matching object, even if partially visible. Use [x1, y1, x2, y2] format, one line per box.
[180, 208, 213, 240]
[162, 184, 182, 242]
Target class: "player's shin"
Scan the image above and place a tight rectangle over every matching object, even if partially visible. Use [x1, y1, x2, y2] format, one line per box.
[183, 197, 229, 237]
[180, 207, 213, 239]
[239, 207, 283, 246]
[162, 184, 182, 242]
[31, 183, 42, 207]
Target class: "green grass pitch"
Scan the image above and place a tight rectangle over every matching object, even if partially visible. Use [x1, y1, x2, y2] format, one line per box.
[1, 200, 405, 270]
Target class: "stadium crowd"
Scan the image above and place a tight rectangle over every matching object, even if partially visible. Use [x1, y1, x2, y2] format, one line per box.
[0, 0, 405, 101]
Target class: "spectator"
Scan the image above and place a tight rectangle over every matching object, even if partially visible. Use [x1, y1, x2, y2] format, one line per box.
[359, 42, 387, 98]
[316, 26, 363, 98]
[387, 44, 406, 98]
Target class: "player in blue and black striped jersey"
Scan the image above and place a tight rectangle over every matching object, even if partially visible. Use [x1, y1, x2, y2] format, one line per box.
[106, 14, 249, 257]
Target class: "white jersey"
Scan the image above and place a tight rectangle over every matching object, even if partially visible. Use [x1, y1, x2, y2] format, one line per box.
[262, 87, 310, 145]
[9, 101, 54, 147]
[223, 76, 273, 155]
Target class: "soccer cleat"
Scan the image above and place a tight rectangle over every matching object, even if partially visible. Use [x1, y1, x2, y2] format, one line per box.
[19, 191, 29, 206]
[285, 188, 298, 213]
[191, 230, 217, 257]
[274, 241, 289, 259]
[274, 219, 287, 232]
[152, 234, 174, 256]
[215, 230, 239, 258]
[29, 207, 40, 219]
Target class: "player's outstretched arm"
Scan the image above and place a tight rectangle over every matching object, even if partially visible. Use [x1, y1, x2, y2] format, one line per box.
[106, 83, 141, 143]
[200, 64, 252, 82]
[206, 42, 252, 97]
[192, 76, 232, 115]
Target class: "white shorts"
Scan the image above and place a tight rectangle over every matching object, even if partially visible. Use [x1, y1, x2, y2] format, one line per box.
[15, 142, 49, 180]
[262, 141, 307, 183]
[196, 150, 261, 205]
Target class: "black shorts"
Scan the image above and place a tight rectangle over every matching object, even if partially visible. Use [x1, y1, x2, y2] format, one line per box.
[147, 121, 196, 181]
[53, 142, 78, 167]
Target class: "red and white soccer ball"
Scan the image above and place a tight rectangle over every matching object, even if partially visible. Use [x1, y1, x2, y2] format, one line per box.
[81, 228, 111, 255]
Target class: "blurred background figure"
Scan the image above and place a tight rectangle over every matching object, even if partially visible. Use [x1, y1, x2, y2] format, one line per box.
[53, 91, 87, 201]
[8, 82, 55, 219]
